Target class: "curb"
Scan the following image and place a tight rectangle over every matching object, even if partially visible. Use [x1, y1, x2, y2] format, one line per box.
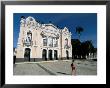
[15, 60, 72, 64]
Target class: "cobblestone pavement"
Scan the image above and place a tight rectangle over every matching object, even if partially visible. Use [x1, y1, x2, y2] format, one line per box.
[13, 60, 97, 75]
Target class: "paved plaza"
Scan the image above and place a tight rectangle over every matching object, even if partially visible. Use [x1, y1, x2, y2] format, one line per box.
[13, 59, 97, 75]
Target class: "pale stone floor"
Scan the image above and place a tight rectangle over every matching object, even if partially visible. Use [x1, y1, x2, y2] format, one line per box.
[13, 59, 97, 75]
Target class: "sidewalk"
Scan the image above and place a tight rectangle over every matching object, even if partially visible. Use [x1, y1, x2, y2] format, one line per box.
[14, 60, 97, 75]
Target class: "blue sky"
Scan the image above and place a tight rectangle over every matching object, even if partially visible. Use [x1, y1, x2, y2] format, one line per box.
[14, 13, 97, 48]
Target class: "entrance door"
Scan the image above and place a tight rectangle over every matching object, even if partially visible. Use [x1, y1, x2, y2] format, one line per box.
[66, 50, 69, 59]
[24, 48, 31, 61]
[48, 50, 52, 60]
[54, 50, 58, 60]
[42, 49, 47, 61]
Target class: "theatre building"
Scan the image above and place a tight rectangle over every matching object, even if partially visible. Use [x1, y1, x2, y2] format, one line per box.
[15, 16, 72, 62]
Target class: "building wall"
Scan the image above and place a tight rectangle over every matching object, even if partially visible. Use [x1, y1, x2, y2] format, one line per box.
[16, 16, 72, 62]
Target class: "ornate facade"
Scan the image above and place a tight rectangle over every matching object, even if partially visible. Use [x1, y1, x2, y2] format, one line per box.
[16, 16, 72, 62]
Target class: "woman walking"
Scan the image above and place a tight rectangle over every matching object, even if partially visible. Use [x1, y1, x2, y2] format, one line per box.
[71, 59, 76, 75]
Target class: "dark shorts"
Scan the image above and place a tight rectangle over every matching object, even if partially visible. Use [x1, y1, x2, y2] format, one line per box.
[72, 67, 75, 70]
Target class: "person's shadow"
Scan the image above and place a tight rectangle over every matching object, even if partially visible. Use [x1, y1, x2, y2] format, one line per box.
[57, 72, 70, 75]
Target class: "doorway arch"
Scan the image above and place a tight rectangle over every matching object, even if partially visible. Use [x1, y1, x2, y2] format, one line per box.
[24, 48, 31, 61]
[48, 50, 52, 60]
[42, 49, 47, 61]
[54, 50, 58, 60]
[66, 50, 69, 59]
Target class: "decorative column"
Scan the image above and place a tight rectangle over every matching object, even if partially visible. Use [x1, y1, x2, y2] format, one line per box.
[52, 50, 54, 60]
[47, 49, 48, 60]
[60, 30, 62, 60]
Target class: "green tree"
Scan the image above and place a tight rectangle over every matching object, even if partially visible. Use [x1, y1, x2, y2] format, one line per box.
[81, 40, 94, 58]
[71, 39, 81, 59]
[71, 39, 96, 59]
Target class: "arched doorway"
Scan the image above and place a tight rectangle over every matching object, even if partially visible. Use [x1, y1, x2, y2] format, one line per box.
[24, 48, 31, 61]
[66, 50, 69, 59]
[54, 50, 58, 60]
[48, 50, 52, 60]
[42, 49, 47, 61]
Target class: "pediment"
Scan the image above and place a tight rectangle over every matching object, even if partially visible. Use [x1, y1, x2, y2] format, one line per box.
[41, 25, 60, 38]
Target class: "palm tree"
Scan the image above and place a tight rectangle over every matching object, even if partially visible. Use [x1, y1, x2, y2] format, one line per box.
[76, 26, 84, 40]
[75, 26, 84, 59]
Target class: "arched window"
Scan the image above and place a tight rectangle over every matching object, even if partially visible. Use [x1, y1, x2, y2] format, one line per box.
[65, 38, 68, 46]
[29, 17, 33, 21]
[64, 38, 68, 49]
[25, 31, 32, 46]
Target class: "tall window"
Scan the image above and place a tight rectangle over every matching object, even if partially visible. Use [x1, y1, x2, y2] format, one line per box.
[65, 38, 68, 46]
[48, 37, 53, 47]
[43, 37, 58, 47]
[54, 38, 58, 47]
[25, 31, 32, 46]
[43, 37, 47, 46]
[64, 38, 69, 49]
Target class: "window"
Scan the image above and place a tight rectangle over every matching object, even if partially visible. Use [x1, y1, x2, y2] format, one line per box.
[48, 37, 53, 47]
[54, 38, 58, 47]
[43, 37, 47, 46]
[24, 31, 32, 46]
[30, 17, 33, 21]
[64, 38, 69, 49]
[65, 38, 68, 46]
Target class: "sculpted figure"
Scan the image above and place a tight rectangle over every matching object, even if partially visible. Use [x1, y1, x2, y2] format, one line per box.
[20, 16, 26, 27]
